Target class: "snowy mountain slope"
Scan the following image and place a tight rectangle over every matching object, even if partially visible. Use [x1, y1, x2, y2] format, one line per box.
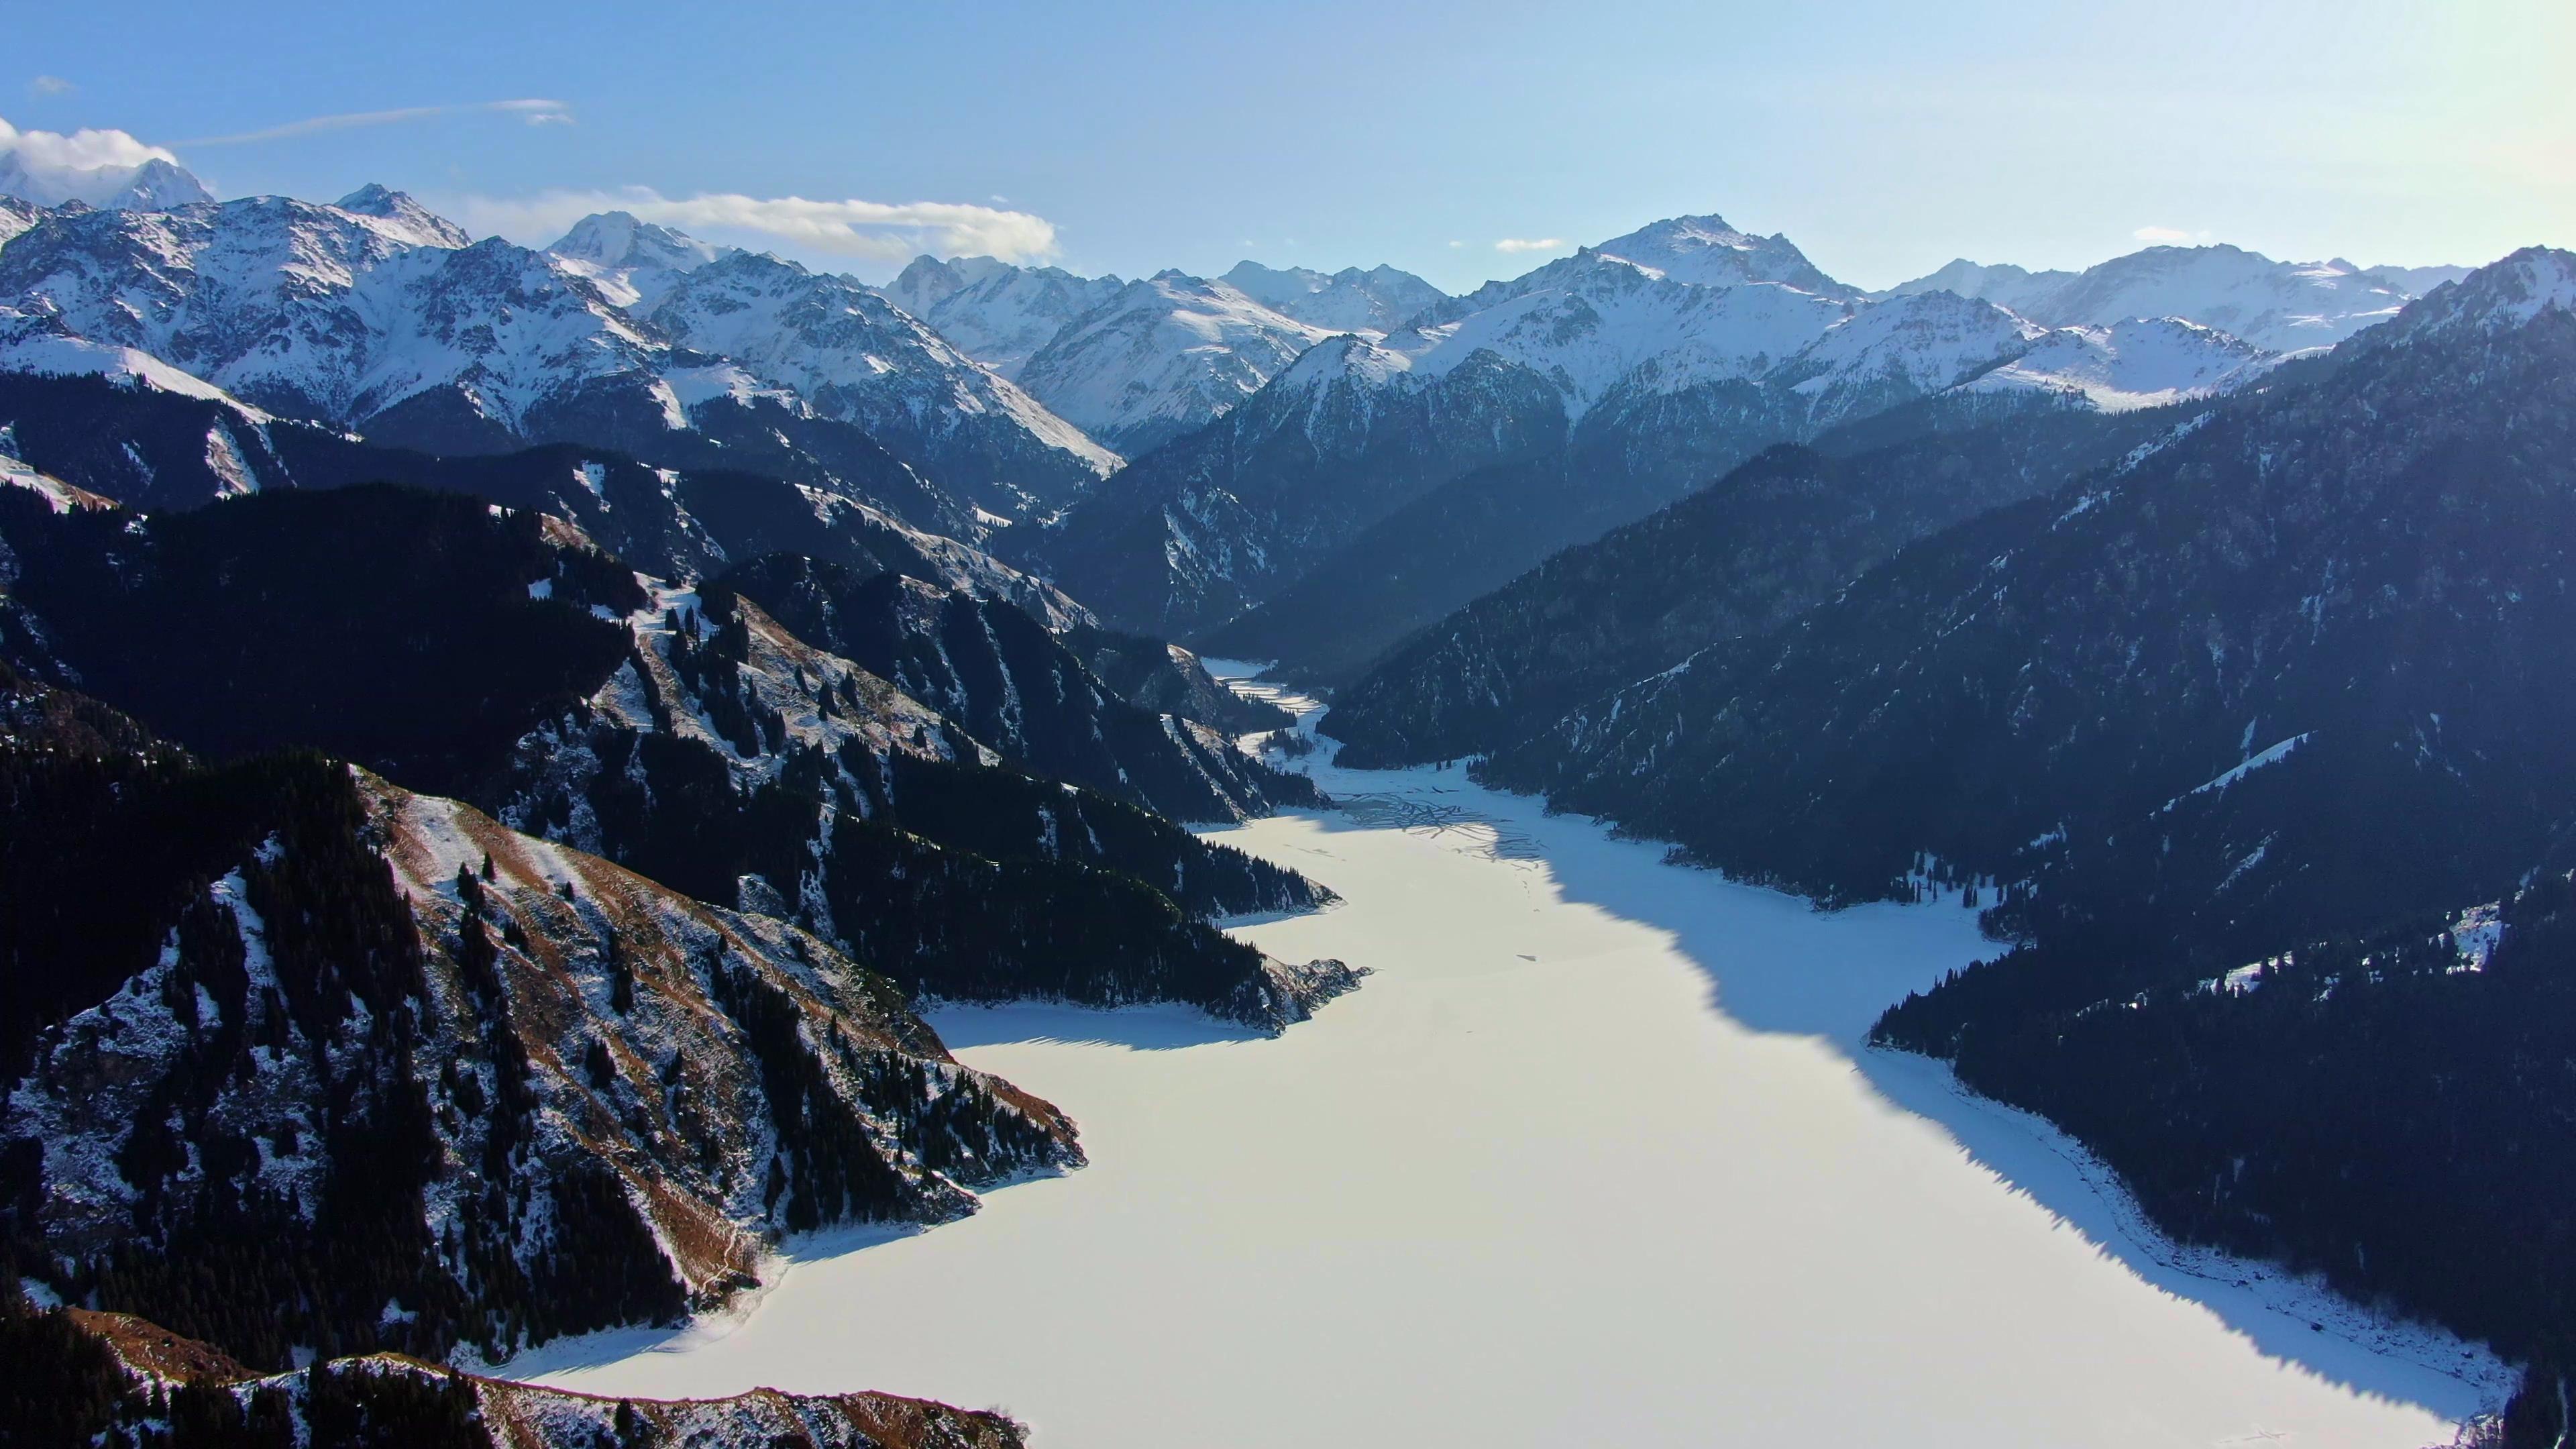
[1219, 260, 1446, 333]
[1767, 287, 2046, 427]
[0, 190, 676, 451]
[0, 193, 1121, 525]
[1962, 317, 2284, 411]
[1016, 270, 1336, 455]
[879, 254, 1441, 451]
[1375, 253, 1854, 415]
[1887, 244, 2472, 350]
[879, 253, 1126, 378]
[0, 195, 40, 251]
[333, 180, 475, 248]
[0, 302, 276, 415]
[645, 250, 1119, 516]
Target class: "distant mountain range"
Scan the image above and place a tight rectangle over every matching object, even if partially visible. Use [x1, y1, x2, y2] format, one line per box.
[1877, 248, 2471, 350]
[1027, 212, 2453, 684]
[878, 252, 1448, 455]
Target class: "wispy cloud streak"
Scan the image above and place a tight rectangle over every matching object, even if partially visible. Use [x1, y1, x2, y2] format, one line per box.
[181, 99, 572, 146]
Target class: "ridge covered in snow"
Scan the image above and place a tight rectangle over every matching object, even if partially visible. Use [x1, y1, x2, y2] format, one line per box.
[1218, 260, 1446, 333]
[1016, 271, 1337, 455]
[1882, 244, 2473, 350]
[0, 123, 210, 211]
[0, 194, 1122, 522]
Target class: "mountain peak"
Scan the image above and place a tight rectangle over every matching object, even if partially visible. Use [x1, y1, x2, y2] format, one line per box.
[332, 183, 470, 248]
[1220, 258, 1448, 333]
[1588, 211, 1858, 299]
[546, 209, 726, 273]
[0, 149, 210, 211]
[2383, 245, 2576, 339]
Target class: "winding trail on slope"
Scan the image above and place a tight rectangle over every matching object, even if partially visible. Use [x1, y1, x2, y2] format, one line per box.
[511, 668, 2507, 1448]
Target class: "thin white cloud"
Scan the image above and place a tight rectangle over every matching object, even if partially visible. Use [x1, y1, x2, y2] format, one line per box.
[2133, 225, 2193, 243]
[181, 99, 571, 147]
[1446, 239, 1464, 248]
[451, 186, 1060, 264]
[524, 111, 574, 127]
[1494, 236, 1568, 254]
[28, 76, 75, 99]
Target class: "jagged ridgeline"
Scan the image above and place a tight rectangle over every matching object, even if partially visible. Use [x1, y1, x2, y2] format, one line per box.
[0, 665, 1079, 1372]
[0, 482, 1346, 1028]
[707, 552, 1313, 818]
[0, 370, 1086, 629]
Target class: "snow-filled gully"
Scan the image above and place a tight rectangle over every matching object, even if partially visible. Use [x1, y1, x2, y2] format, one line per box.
[514, 667, 2506, 1448]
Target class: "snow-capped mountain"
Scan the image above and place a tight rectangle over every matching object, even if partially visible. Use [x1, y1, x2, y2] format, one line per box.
[0, 147, 209, 211]
[545, 207, 736, 309]
[1961, 316, 2283, 411]
[1884, 244, 2472, 351]
[0, 189, 669, 451]
[1014, 270, 1336, 455]
[1219, 260, 1446, 333]
[641, 248, 1119, 513]
[1417, 213, 1862, 330]
[1038, 210, 2294, 674]
[879, 254, 1126, 378]
[1590, 213, 1865, 299]
[0, 193, 1121, 526]
[879, 254, 1449, 453]
[1346, 250, 1855, 418]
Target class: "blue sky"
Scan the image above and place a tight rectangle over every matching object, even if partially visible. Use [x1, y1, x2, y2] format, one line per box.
[9, 0, 2570, 290]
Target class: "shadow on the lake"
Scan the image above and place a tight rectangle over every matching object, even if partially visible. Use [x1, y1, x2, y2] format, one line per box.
[928, 1000, 1267, 1053]
[1277, 751, 2506, 1422]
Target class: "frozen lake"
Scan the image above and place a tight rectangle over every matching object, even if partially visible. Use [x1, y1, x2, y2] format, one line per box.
[515, 669, 2505, 1446]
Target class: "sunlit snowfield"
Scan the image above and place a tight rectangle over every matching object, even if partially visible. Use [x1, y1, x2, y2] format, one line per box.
[517, 666, 2506, 1446]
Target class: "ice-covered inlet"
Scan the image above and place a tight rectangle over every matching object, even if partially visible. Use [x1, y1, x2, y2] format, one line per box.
[515, 670, 2503, 1447]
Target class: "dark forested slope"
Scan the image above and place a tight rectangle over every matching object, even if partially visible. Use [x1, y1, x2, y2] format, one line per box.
[1324, 397, 2189, 766]
[0, 665, 1077, 1373]
[0, 485, 1347, 1028]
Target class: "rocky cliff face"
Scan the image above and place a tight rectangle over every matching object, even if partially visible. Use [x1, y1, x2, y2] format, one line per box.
[0, 668, 1079, 1372]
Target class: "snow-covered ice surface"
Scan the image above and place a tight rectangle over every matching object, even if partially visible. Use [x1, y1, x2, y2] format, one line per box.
[514, 664, 2508, 1446]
